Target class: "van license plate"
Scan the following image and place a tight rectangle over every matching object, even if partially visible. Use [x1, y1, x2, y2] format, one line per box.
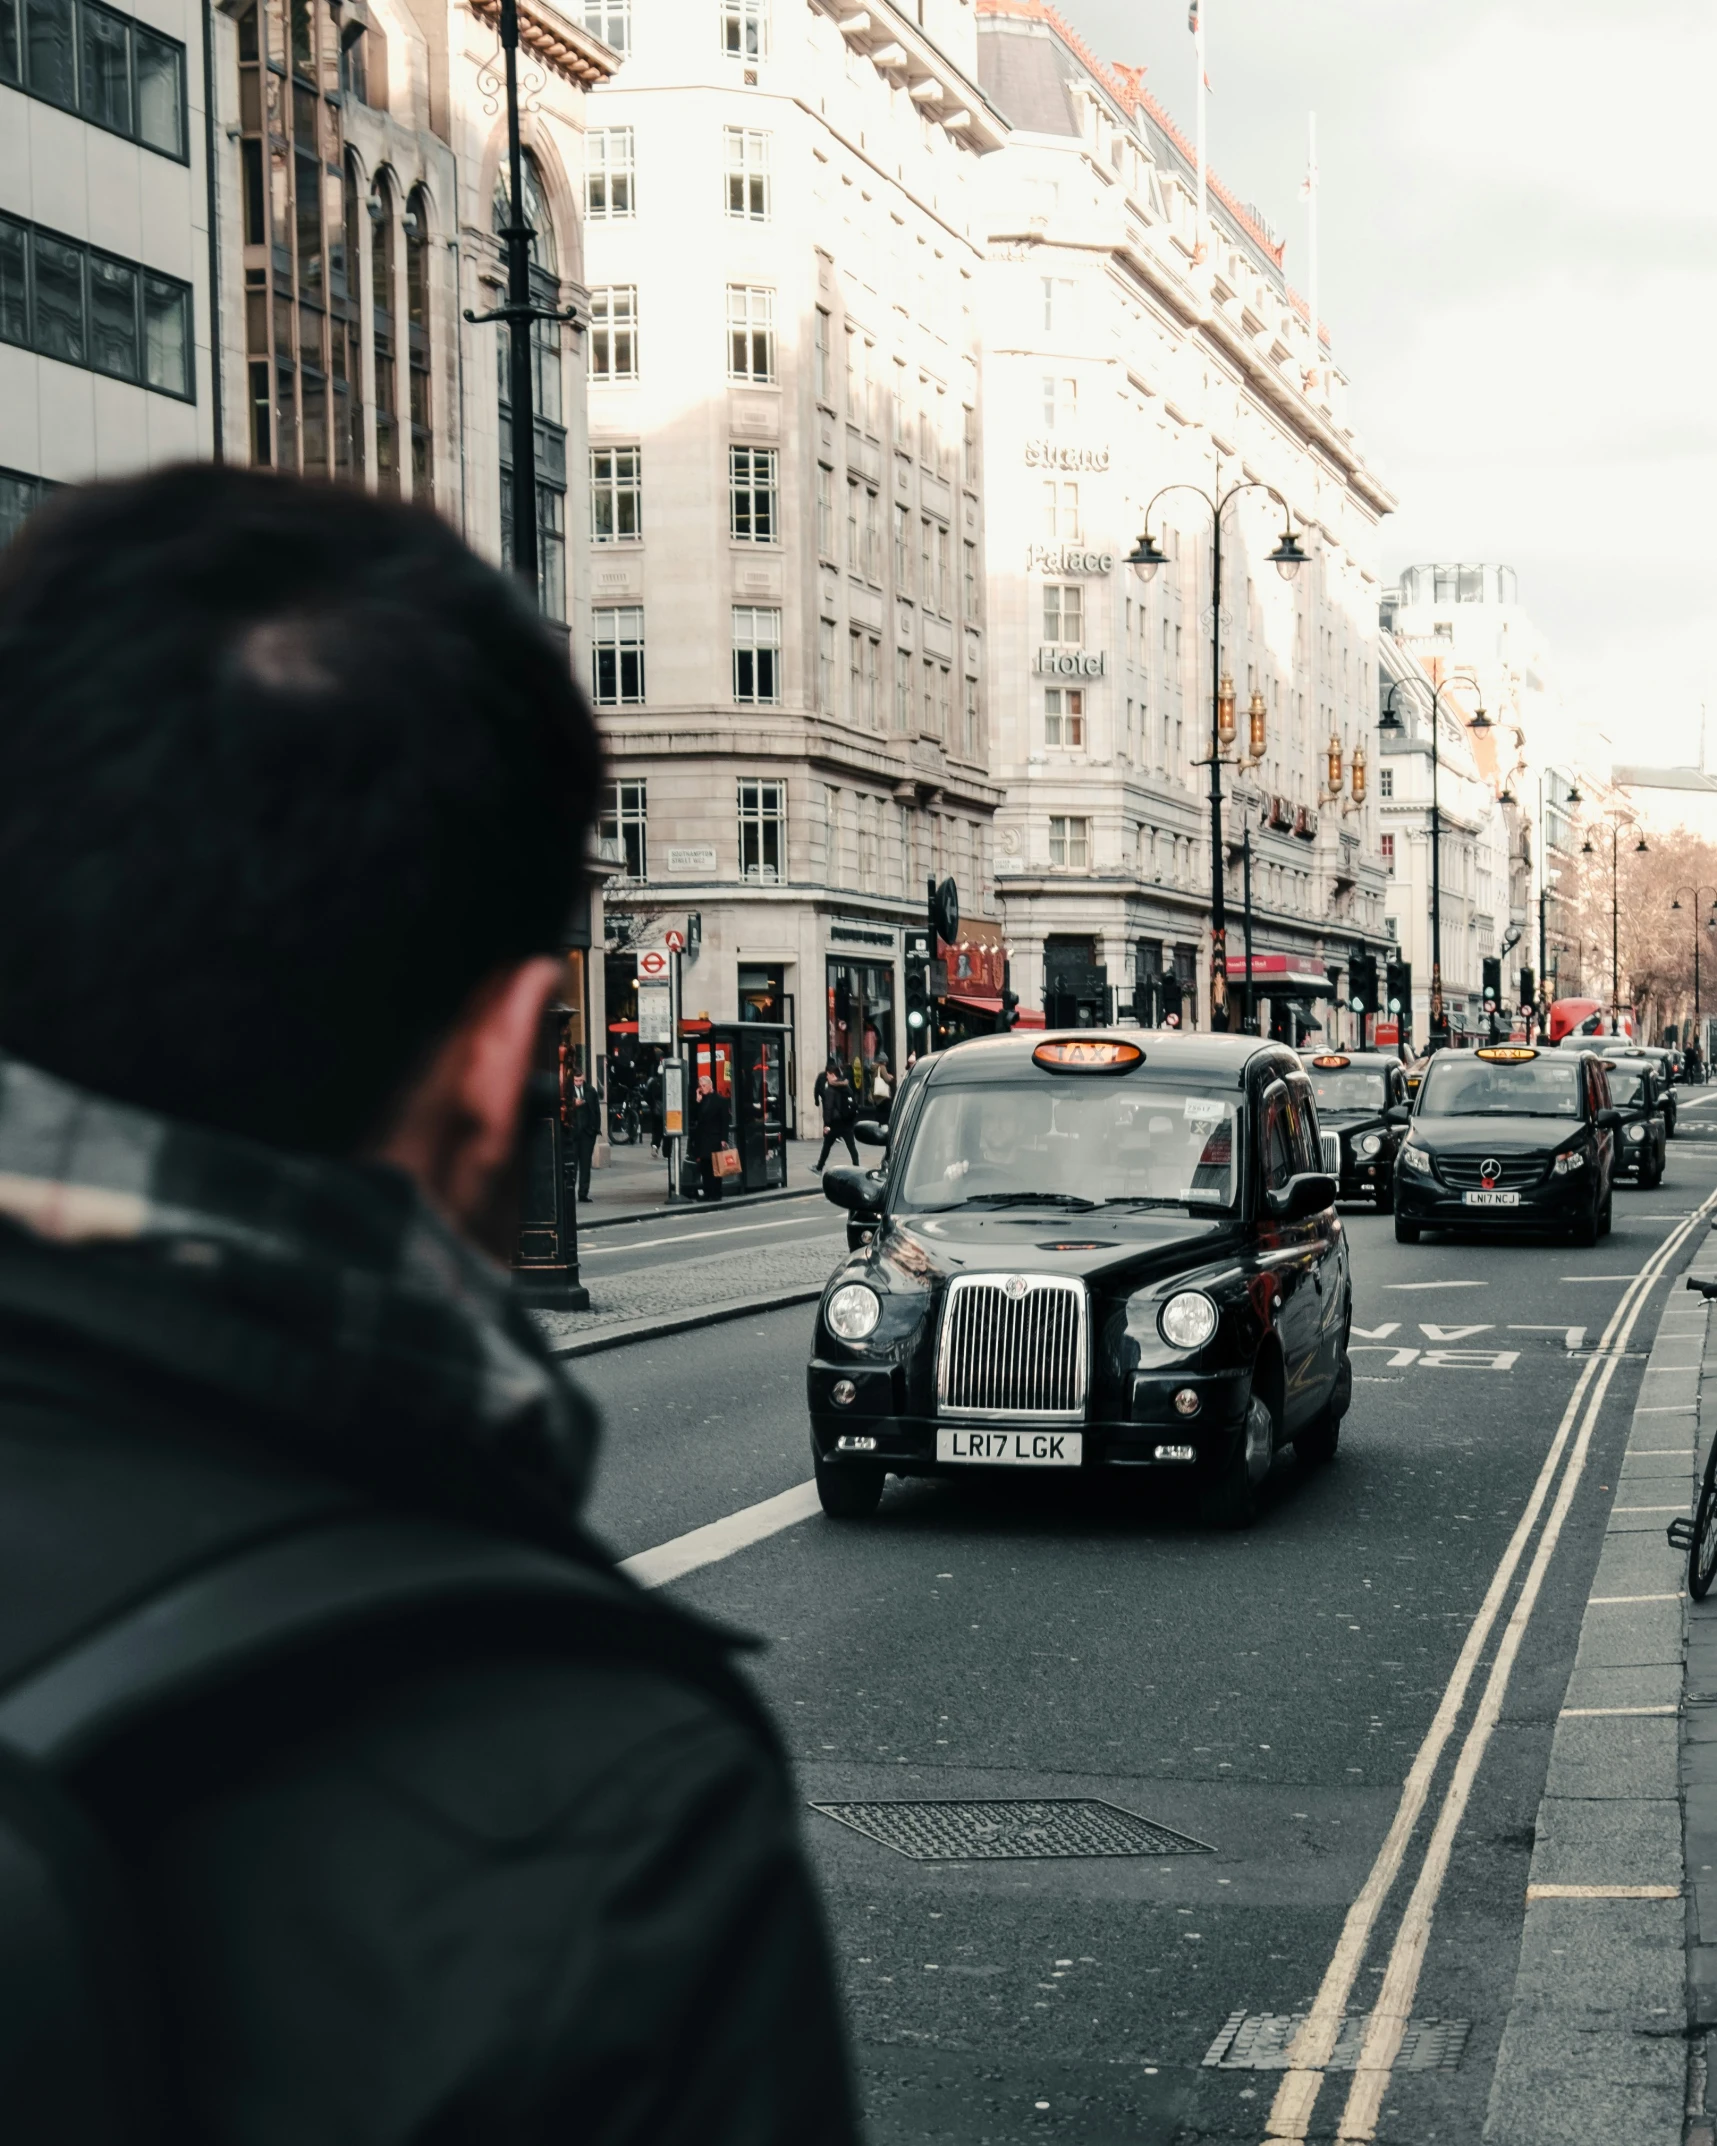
[1463, 1189, 1520, 1206]
[936, 1429, 1083, 1466]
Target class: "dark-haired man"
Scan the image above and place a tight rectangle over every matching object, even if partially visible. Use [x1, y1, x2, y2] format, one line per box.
[0, 469, 855, 2144]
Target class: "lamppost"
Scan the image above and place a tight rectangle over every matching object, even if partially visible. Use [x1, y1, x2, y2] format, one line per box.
[1580, 814, 1649, 1033]
[1376, 670, 1489, 1047]
[1669, 886, 1717, 1067]
[1127, 475, 1307, 1031]
[1537, 767, 1583, 1037]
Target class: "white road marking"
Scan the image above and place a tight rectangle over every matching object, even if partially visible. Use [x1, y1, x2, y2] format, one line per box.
[619, 1481, 821, 1589]
[1311, 1192, 1717, 2146]
[582, 1214, 844, 1256]
[1635, 1405, 1698, 1413]
[1558, 1274, 1641, 1282]
[1526, 1884, 1679, 1901]
[1351, 1322, 1400, 1340]
[1560, 1705, 1677, 1717]
[1418, 1323, 1492, 1341]
[1509, 1324, 1587, 1350]
[1383, 1280, 1488, 1291]
[1589, 1593, 1684, 1604]
[1264, 1189, 1717, 2145]
[1611, 1505, 1686, 1514]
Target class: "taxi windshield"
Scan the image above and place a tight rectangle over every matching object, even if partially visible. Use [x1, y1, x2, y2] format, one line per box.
[894, 1081, 1240, 1213]
[1607, 1064, 1650, 1107]
[1305, 1067, 1390, 1114]
[1418, 1053, 1583, 1118]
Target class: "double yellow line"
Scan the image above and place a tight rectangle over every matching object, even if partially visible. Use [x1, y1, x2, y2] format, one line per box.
[1264, 1189, 1717, 2144]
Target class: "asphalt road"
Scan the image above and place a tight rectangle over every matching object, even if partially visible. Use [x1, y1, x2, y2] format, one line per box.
[575, 1092, 1717, 2144]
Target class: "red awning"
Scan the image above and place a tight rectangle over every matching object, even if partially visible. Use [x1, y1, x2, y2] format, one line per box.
[946, 995, 1047, 1029]
[606, 1018, 712, 1035]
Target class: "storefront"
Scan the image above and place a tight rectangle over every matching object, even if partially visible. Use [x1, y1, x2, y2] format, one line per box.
[826, 953, 896, 1102]
[689, 1021, 791, 1191]
[1236, 952, 1337, 1047]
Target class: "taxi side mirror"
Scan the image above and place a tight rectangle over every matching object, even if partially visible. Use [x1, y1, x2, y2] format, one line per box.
[1596, 1106, 1623, 1131]
[1383, 1104, 1409, 1126]
[1267, 1171, 1338, 1222]
[853, 1120, 888, 1149]
[823, 1166, 883, 1216]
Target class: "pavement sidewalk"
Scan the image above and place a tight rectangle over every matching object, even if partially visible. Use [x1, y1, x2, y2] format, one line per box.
[536, 1229, 843, 1358]
[1482, 1239, 1714, 2146]
[578, 1133, 827, 1225]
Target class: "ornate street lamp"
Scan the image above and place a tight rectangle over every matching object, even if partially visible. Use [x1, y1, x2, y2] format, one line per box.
[1377, 671, 1488, 1045]
[1670, 886, 1717, 1066]
[1581, 815, 1649, 1032]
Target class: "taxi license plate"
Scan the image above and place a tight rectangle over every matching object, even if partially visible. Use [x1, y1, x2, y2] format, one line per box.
[936, 1429, 1083, 1466]
[1463, 1189, 1520, 1207]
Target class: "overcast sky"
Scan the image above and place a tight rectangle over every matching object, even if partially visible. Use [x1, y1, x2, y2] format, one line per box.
[1058, 0, 1717, 774]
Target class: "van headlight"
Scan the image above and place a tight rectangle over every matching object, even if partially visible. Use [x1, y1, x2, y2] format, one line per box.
[1552, 1149, 1586, 1175]
[825, 1283, 882, 1340]
[1159, 1291, 1219, 1350]
[1400, 1141, 1433, 1174]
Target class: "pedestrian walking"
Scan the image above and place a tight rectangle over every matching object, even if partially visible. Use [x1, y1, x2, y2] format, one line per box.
[564, 1063, 601, 1201]
[870, 1055, 893, 1125]
[693, 1072, 733, 1200]
[813, 1056, 860, 1170]
[645, 1061, 665, 1153]
[0, 466, 856, 2146]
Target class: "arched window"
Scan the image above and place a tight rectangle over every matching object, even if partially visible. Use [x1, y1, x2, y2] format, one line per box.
[493, 153, 566, 624]
[369, 172, 398, 493]
[334, 152, 364, 478]
[405, 187, 434, 498]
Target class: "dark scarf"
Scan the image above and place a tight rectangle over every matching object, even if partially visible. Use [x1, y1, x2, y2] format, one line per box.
[0, 1054, 600, 1552]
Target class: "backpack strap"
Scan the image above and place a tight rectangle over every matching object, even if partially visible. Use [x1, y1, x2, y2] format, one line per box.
[0, 1515, 757, 1774]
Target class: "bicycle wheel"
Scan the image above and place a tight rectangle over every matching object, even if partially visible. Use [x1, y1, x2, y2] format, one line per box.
[1691, 1435, 1717, 1601]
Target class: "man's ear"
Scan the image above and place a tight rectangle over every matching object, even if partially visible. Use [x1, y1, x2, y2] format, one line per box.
[373, 956, 564, 1247]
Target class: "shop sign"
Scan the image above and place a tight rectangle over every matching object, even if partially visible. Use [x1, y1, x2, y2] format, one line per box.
[666, 846, 718, 874]
[1024, 440, 1111, 470]
[1035, 648, 1106, 678]
[1027, 544, 1113, 575]
[637, 983, 673, 1044]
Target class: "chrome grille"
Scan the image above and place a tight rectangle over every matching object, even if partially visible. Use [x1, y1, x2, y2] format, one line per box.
[1320, 1131, 1342, 1175]
[937, 1273, 1088, 1421]
[1437, 1152, 1546, 1188]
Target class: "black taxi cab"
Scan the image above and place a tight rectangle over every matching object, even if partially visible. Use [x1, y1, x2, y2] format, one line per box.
[1298, 1050, 1411, 1208]
[1582, 1039, 1680, 1137]
[1601, 1054, 1669, 1187]
[1393, 1043, 1620, 1245]
[807, 1032, 1352, 1530]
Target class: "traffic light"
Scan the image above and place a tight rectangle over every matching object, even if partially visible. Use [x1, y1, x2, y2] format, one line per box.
[1482, 957, 1502, 1007]
[1518, 966, 1536, 1010]
[1350, 952, 1380, 1015]
[1386, 959, 1410, 1015]
[904, 928, 930, 1040]
[999, 959, 1020, 1030]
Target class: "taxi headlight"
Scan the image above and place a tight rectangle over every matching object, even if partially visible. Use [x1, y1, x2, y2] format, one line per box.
[1159, 1290, 1219, 1351]
[1626, 1124, 1646, 1143]
[825, 1283, 881, 1340]
[1552, 1149, 1586, 1175]
[1357, 1133, 1383, 1157]
[1401, 1141, 1433, 1174]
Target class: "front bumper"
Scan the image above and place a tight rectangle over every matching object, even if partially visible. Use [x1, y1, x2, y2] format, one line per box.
[1394, 1168, 1589, 1229]
[808, 1360, 1253, 1476]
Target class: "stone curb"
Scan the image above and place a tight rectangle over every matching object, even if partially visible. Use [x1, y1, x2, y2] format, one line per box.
[1482, 1244, 1709, 2146]
[578, 1185, 824, 1232]
[546, 1283, 823, 1359]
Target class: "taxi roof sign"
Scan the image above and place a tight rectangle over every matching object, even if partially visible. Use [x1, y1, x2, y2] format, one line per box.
[1032, 1039, 1145, 1074]
[1309, 1053, 1351, 1069]
[1474, 1045, 1539, 1063]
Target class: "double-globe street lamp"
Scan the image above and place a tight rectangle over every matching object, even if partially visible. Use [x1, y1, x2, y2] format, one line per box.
[1669, 885, 1717, 1069]
[1126, 476, 1307, 1032]
[1377, 670, 1491, 1044]
[1580, 814, 1649, 1034]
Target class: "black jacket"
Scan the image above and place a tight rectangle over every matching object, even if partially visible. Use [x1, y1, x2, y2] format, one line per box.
[814, 1074, 855, 1132]
[0, 1069, 856, 2146]
[692, 1092, 731, 1159]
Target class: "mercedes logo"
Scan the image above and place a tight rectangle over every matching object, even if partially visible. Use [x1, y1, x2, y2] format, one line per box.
[1481, 1157, 1501, 1180]
[1003, 1274, 1032, 1299]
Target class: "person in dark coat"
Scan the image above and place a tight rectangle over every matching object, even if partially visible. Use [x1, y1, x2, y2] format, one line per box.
[644, 1062, 666, 1153]
[0, 468, 857, 2146]
[693, 1072, 733, 1200]
[563, 1063, 602, 1200]
[813, 1056, 860, 1171]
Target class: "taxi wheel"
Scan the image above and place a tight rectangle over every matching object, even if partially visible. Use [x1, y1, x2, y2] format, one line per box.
[1570, 1197, 1601, 1248]
[814, 1453, 885, 1519]
[1199, 1394, 1272, 1531]
[1394, 1215, 1421, 1244]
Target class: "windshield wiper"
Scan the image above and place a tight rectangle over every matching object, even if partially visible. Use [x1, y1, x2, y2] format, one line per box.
[952, 1192, 1103, 1211]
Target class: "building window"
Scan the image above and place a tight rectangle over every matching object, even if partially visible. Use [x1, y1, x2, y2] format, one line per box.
[600, 780, 647, 879]
[819, 617, 837, 711]
[1040, 479, 1080, 541]
[1045, 689, 1086, 748]
[962, 402, 977, 487]
[933, 523, 951, 613]
[894, 647, 911, 732]
[729, 445, 777, 541]
[963, 539, 978, 616]
[493, 155, 567, 623]
[1042, 583, 1083, 643]
[732, 605, 781, 703]
[894, 502, 911, 591]
[1380, 832, 1395, 871]
[725, 284, 775, 382]
[739, 779, 785, 882]
[592, 606, 646, 705]
[724, 127, 770, 220]
[0, 465, 54, 549]
[1041, 276, 1075, 331]
[846, 632, 877, 727]
[936, 663, 952, 738]
[589, 445, 641, 543]
[0, 213, 192, 399]
[404, 187, 433, 498]
[585, 128, 634, 218]
[861, 485, 881, 582]
[920, 657, 939, 737]
[1042, 374, 1076, 428]
[589, 285, 637, 381]
[813, 305, 831, 402]
[815, 463, 835, 558]
[720, 0, 766, 58]
[582, 0, 629, 52]
[1380, 766, 1394, 798]
[964, 674, 980, 757]
[0, 0, 187, 157]
[1049, 815, 1090, 868]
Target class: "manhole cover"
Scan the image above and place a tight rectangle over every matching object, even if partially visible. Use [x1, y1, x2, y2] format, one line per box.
[808, 1797, 1213, 1861]
[1202, 2011, 1470, 2073]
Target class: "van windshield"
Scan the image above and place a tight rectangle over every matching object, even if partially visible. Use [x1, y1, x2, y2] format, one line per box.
[893, 1082, 1241, 1212]
[1418, 1054, 1584, 1118]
